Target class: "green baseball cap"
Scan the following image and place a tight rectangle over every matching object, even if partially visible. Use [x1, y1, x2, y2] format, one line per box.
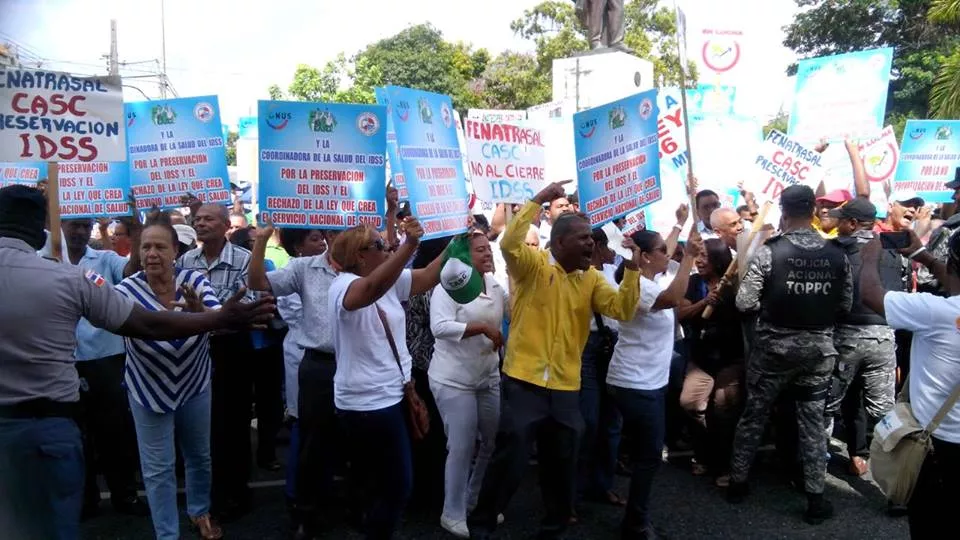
[440, 234, 483, 304]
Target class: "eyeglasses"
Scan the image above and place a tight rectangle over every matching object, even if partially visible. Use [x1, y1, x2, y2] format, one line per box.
[362, 238, 386, 252]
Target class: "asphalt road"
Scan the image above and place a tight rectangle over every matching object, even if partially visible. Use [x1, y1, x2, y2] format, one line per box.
[81, 446, 909, 539]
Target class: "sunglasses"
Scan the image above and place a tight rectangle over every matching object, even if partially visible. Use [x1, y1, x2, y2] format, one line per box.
[362, 238, 386, 252]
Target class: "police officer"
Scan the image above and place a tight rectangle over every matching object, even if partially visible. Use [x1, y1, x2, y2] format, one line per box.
[0, 186, 275, 540]
[727, 185, 853, 524]
[824, 199, 898, 475]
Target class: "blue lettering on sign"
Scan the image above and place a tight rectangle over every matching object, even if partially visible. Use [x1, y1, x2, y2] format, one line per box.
[665, 95, 679, 109]
[671, 151, 688, 169]
[489, 180, 535, 201]
[482, 143, 521, 160]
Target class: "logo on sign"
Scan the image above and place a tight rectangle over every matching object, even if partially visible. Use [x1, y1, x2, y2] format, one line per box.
[440, 102, 452, 128]
[151, 105, 177, 126]
[701, 37, 741, 73]
[909, 128, 926, 140]
[267, 110, 292, 130]
[609, 107, 626, 129]
[578, 119, 597, 138]
[193, 102, 214, 123]
[863, 144, 897, 183]
[397, 101, 411, 122]
[308, 109, 337, 133]
[357, 112, 380, 136]
[936, 126, 953, 140]
[418, 98, 433, 125]
[638, 99, 653, 120]
[126, 112, 137, 127]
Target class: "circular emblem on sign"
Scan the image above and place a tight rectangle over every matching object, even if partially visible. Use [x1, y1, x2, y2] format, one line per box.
[193, 102, 214, 123]
[356, 112, 380, 136]
[862, 142, 898, 183]
[638, 99, 653, 121]
[440, 102, 452, 128]
[701, 40, 741, 73]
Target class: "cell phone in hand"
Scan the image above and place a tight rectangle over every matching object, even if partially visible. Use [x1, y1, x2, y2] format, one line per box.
[879, 231, 911, 250]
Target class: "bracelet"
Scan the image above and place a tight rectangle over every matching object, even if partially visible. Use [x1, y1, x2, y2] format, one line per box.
[673, 223, 683, 230]
[907, 246, 926, 260]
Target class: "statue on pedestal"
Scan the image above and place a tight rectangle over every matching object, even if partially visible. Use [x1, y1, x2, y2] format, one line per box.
[575, 0, 634, 54]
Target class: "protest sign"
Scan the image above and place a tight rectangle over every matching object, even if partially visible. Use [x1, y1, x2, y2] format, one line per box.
[374, 87, 409, 201]
[857, 126, 898, 213]
[527, 99, 577, 187]
[894, 120, 960, 203]
[745, 130, 826, 204]
[688, 113, 762, 194]
[1, 160, 130, 218]
[0, 68, 126, 163]
[657, 88, 689, 177]
[257, 100, 386, 229]
[467, 109, 527, 123]
[464, 119, 546, 204]
[687, 84, 738, 117]
[454, 110, 471, 182]
[125, 96, 230, 210]
[573, 89, 661, 228]
[788, 47, 893, 143]
[386, 86, 470, 239]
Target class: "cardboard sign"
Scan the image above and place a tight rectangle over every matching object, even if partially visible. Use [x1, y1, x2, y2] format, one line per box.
[464, 119, 546, 204]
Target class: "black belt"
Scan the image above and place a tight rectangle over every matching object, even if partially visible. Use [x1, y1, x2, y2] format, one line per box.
[0, 398, 80, 419]
[304, 349, 336, 363]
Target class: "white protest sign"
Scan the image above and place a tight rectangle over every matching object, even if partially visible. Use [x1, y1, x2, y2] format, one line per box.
[464, 119, 546, 204]
[0, 69, 126, 163]
[858, 125, 898, 213]
[745, 130, 826, 204]
[527, 100, 577, 186]
[467, 109, 527, 123]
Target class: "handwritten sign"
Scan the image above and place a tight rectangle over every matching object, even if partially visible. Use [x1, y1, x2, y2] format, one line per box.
[574, 89, 661, 227]
[464, 119, 545, 203]
[386, 86, 469, 240]
[1, 160, 130, 218]
[894, 120, 960, 204]
[789, 48, 893, 143]
[467, 109, 527, 123]
[125, 96, 230, 210]
[257, 100, 386, 229]
[746, 130, 826, 203]
[0, 68, 125, 163]
[527, 99, 577, 186]
[374, 87, 408, 201]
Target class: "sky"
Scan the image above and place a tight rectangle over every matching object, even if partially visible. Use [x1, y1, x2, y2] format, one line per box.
[0, 0, 802, 126]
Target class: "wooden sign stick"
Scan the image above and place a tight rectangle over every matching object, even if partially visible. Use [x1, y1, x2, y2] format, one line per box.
[47, 162, 62, 262]
[702, 200, 772, 319]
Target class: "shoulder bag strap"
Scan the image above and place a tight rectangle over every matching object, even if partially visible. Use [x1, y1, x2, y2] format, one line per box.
[375, 303, 407, 383]
[924, 382, 960, 434]
[594, 312, 607, 332]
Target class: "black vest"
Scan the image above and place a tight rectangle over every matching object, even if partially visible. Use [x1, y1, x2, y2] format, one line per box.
[760, 236, 847, 329]
[836, 236, 904, 326]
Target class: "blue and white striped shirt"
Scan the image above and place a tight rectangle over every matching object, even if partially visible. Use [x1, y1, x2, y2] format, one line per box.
[116, 269, 221, 413]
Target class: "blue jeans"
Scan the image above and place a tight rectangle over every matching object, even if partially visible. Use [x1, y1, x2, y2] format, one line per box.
[578, 331, 622, 498]
[609, 385, 666, 539]
[340, 401, 412, 540]
[129, 389, 212, 540]
[0, 417, 84, 540]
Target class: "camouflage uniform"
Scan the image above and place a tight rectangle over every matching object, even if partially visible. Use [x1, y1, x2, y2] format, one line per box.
[918, 215, 960, 294]
[730, 229, 853, 495]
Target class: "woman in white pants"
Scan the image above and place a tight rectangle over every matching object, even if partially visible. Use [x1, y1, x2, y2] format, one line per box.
[429, 231, 507, 538]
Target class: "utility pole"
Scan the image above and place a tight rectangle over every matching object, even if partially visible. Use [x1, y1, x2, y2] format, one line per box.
[160, 0, 168, 98]
[108, 19, 119, 76]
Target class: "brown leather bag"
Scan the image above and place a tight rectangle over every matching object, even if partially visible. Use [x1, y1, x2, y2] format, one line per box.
[376, 304, 430, 441]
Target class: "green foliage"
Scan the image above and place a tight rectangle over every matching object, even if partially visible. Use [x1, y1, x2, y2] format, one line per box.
[480, 51, 552, 109]
[225, 130, 238, 166]
[763, 110, 789, 138]
[928, 0, 960, 118]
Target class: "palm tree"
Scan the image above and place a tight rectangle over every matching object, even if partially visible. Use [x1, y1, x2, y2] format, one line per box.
[929, 0, 960, 118]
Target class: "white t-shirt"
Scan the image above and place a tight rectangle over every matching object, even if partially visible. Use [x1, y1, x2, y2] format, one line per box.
[885, 292, 960, 443]
[429, 274, 507, 389]
[329, 269, 413, 411]
[590, 263, 621, 333]
[607, 275, 676, 390]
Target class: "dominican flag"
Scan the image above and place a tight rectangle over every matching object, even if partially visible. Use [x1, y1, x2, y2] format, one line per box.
[85, 269, 106, 288]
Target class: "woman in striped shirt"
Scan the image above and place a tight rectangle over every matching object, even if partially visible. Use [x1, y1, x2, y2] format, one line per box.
[116, 216, 223, 540]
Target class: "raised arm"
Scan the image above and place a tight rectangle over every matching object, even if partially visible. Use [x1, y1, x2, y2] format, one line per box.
[664, 203, 688, 258]
[845, 140, 870, 199]
[652, 241, 699, 310]
[249, 217, 275, 292]
[411, 245, 445, 296]
[593, 243, 642, 321]
[383, 182, 399, 250]
[342, 219, 421, 311]
[503, 182, 569, 282]
[736, 244, 770, 312]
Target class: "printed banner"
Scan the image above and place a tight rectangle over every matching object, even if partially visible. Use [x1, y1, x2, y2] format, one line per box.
[386, 86, 469, 239]
[467, 109, 527, 123]
[464, 119, 545, 204]
[257, 100, 387, 229]
[573, 89, 661, 227]
[374, 87, 408, 201]
[0, 69, 126, 163]
[688, 113, 762, 194]
[695, 27, 745, 82]
[894, 120, 960, 203]
[858, 125, 898, 214]
[788, 47, 893, 143]
[657, 88, 689, 178]
[687, 84, 738, 117]
[1, 160, 130, 218]
[745, 130, 826, 204]
[125, 96, 230, 211]
[237, 116, 258, 139]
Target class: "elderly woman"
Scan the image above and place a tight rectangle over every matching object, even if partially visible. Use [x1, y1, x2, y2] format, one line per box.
[116, 215, 223, 540]
[327, 218, 443, 539]
[428, 231, 507, 537]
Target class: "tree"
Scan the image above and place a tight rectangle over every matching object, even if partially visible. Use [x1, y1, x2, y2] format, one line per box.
[928, 0, 960, 118]
[479, 51, 552, 109]
[783, 0, 960, 126]
[763, 110, 790, 138]
[225, 130, 238, 166]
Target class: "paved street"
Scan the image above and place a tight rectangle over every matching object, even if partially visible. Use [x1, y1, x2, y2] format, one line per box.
[82, 446, 909, 539]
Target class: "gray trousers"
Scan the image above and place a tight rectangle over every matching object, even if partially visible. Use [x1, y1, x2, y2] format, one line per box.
[429, 376, 501, 522]
[585, 0, 625, 47]
[730, 348, 835, 494]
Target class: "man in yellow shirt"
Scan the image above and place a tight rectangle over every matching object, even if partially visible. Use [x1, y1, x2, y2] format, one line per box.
[468, 181, 642, 539]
